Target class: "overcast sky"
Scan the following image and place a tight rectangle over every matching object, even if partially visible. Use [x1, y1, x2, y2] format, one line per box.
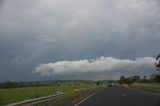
[0, 0, 160, 81]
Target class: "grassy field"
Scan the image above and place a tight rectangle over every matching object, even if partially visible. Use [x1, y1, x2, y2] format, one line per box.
[0, 83, 97, 106]
[130, 83, 160, 96]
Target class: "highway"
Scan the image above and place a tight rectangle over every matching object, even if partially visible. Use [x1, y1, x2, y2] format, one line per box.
[76, 86, 160, 106]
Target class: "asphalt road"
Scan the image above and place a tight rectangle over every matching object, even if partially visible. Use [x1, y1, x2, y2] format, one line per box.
[77, 86, 160, 106]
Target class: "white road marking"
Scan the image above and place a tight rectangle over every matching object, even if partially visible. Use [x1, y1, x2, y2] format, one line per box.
[74, 88, 104, 106]
[121, 93, 126, 97]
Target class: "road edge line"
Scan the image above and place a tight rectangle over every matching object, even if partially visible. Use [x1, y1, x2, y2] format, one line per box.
[74, 87, 105, 106]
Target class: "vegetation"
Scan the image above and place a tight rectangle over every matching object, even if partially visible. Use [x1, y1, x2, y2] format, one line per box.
[151, 54, 160, 83]
[119, 75, 141, 84]
[118, 54, 160, 85]
[155, 54, 160, 71]
[130, 83, 160, 96]
[0, 86, 69, 105]
[0, 81, 101, 106]
[118, 74, 160, 85]
[0, 80, 95, 89]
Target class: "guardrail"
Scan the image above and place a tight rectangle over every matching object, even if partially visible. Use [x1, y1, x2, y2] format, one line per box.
[6, 92, 64, 106]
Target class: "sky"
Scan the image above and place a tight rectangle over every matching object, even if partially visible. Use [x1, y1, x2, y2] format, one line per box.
[0, 0, 160, 81]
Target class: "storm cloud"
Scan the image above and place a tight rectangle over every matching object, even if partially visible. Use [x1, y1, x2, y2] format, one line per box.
[0, 0, 160, 81]
[33, 57, 155, 80]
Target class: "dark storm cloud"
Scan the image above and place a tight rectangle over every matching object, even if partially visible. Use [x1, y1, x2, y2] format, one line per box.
[0, 0, 160, 81]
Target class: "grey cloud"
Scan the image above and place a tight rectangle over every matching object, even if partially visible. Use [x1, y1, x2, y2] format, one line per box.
[0, 0, 160, 81]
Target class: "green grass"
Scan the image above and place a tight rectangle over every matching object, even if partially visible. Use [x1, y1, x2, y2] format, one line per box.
[130, 83, 160, 96]
[131, 83, 160, 87]
[0, 84, 95, 106]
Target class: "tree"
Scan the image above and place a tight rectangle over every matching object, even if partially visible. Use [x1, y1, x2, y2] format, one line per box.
[132, 75, 141, 82]
[154, 54, 160, 82]
[155, 54, 160, 71]
[96, 81, 101, 86]
[154, 75, 160, 82]
[119, 76, 125, 84]
[124, 77, 133, 84]
[150, 74, 156, 80]
[143, 76, 147, 79]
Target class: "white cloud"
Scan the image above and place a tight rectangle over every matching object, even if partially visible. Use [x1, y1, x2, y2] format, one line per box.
[33, 57, 155, 79]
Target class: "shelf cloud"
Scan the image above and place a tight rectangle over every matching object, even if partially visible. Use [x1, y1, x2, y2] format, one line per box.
[33, 57, 155, 79]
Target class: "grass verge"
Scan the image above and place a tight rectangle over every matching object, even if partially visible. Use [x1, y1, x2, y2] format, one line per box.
[0, 84, 99, 106]
[129, 83, 160, 96]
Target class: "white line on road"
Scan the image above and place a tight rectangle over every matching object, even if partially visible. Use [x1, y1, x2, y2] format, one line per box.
[74, 88, 104, 106]
[121, 92, 126, 97]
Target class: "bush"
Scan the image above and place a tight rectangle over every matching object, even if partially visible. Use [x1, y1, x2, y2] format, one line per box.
[154, 75, 160, 82]
[118, 75, 141, 84]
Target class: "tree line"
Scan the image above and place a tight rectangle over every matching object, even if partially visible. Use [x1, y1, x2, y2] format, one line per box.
[0, 81, 54, 89]
[118, 74, 160, 84]
[0, 80, 96, 89]
[119, 54, 160, 84]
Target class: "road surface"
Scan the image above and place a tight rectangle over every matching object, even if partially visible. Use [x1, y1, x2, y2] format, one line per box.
[77, 86, 160, 106]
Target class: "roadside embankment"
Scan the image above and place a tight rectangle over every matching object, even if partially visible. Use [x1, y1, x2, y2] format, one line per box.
[129, 83, 160, 96]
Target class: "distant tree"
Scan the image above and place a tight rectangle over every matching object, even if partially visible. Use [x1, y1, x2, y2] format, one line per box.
[132, 75, 141, 82]
[124, 77, 133, 84]
[96, 81, 101, 86]
[150, 74, 156, 80]
[143, 76, 147, 79]
[119, 76, 125, 84]
[139, 76, 148, 83]
[119, 75, 141, 85]
[154, 75, 160, 82]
